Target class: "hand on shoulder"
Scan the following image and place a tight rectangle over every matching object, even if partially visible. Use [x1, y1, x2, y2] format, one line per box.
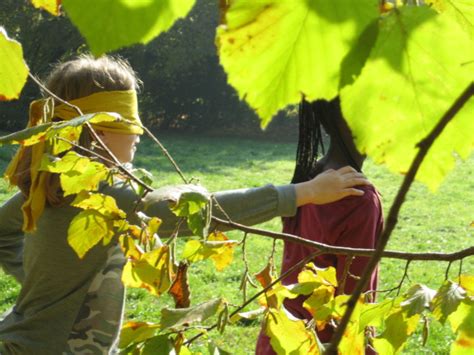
[294, 166, 371, 206]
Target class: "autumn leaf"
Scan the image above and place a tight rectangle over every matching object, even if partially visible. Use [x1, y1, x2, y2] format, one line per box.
[169, 262, 191, 308]
[0, 27, 29, 101]
[264, 308, 320, 354]
[160, 298, 225, 330]
[450, 299, 474, 354]
[255, 262, 278, 309]
[40, 151, 109, 196]
[67, 210, 114, 259]
[431, 281, 467, 324]
[122, 246, 174, 296]
[72, 192, 126, 219]
[119, 321, 160, 349]
[181, 233, 238, 271]
[31, 0, 61, 16]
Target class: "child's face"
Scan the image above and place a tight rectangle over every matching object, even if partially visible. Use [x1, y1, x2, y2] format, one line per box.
[98, 131, 140, 163]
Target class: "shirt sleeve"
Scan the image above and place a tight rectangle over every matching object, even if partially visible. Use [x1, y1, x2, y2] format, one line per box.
[140, 184, 297, 237]
[0, 192, 25, 283]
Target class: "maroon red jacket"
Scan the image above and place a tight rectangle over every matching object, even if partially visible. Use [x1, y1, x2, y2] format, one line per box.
[257, 185, 383, 353]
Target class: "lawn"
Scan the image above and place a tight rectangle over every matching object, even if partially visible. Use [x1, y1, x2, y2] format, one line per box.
[0, 132, 473, 354]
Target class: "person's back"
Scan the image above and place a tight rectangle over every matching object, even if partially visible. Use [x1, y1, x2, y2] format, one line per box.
[256, 98, 382, 353]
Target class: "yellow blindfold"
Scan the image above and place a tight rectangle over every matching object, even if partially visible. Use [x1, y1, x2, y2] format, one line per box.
[5, 90, 143, 232]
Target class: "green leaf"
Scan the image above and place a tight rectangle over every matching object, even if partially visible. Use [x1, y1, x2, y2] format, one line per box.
[426, 0, 474, 38]
[359, 297, 402, 329]
[142, 335, 175, 355]
[264, 308, 320, 354]
[401, 284, 436, 318]
[431, 281, 467, 324]
[341, 6, 474, 190]
[119, 321, 160, 349]
[0, 27, 29, 101]
[160, 298, 224, 330]
[216, 0, 378, 126]
[67, 210, 114, 259]
[373, 308, 421, 355]
[62, 0, 196, 55]
[31, 0, 61, 15]
[171, 191, 211, 237]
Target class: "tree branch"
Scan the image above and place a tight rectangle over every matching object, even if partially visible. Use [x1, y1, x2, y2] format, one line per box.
[212, 216, 474, 262]
[326, 82, 474, 354]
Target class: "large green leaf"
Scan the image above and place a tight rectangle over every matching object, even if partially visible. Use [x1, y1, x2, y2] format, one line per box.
[0, 27, 29, 101]
[341, 6, 474, 190]
[62, 0, 196, 55]
[426, 0, 474, 38]
[216, 0, 378, 126]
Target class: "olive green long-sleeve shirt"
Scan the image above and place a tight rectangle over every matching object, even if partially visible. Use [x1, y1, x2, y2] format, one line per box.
[0, 183, 296, 354]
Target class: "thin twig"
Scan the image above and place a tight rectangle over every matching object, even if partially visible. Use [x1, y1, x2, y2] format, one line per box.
[141, 126, 188, 184]
[445, 261, 453, 281]
[326, 82, 474, 354]
[396, 260, 412, 296]
[338, 256, 354, 295]
[29, 73, 83, 116]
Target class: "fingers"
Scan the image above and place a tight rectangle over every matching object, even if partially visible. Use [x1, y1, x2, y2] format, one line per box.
[337, 166, 358, 174]
[343, 188, 365, 197]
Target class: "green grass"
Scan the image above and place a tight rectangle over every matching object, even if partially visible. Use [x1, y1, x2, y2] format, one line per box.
[0, 132, 473, 354]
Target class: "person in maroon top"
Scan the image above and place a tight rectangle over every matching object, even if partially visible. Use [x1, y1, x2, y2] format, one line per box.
[256, 98, 383, 354]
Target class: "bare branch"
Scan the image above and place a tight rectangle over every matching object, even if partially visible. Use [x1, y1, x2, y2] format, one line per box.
[212, 216, 474, 262]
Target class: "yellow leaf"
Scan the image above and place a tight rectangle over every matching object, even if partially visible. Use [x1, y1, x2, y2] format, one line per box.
[67, 210, 114, 259]
[119, 321, 160, 349]
[181, 233, 237, 271]
[208, 231, 236, 271]
[459, 275, 474, 296]
[51, 125, 82, 154]
[72, 192, 126, 219]
[265, 308, 320, 354]
[119, 234, 143, 261]
[31, 0, 61, 16]
[0, 27, 29, 101]
[122, 246, 174, 296]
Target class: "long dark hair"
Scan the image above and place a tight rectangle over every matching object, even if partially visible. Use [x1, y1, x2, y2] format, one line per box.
[290, 98, 361, 184]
